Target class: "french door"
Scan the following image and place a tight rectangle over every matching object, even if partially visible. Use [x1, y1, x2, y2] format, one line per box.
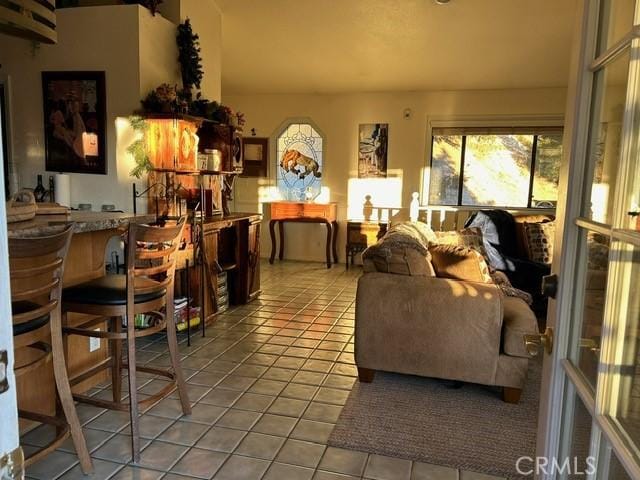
[537, 0, 640, 478]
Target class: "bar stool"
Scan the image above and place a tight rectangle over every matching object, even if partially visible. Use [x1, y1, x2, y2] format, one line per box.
[62, 218, 191, 462]
[9, 224, 93, 473]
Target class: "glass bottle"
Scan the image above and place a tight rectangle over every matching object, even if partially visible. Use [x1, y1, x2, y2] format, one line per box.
[33, 174, 46, 202]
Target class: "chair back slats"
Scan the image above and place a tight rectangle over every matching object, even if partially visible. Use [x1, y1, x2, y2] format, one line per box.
[12, 278, 60, 302]
[126, 217, 186, 301]
[9, 227, 72, 258]
[133, 222, 185, 244]
[133, 277, 172, 295]
[13, 300, 57, 325]
[136, 243, 178, 260]
[10, 258, 63, 279]
[9, 225, 73, 331]
[134, 260, 175, 278]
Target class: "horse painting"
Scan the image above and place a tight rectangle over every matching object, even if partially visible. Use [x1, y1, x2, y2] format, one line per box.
[279, 149, 322, 179]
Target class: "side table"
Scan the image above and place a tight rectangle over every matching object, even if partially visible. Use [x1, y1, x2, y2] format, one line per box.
[346, 220, 388, 268]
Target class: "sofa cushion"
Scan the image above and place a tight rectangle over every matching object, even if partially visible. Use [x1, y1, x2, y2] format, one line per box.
[363, 247, 435, 276]
[502, 296, 538, 357]
[434, 227, 488, 259]
[428, 244, 492, 283]
[523, 221, 555, 264]
[362, 221, 436, 276]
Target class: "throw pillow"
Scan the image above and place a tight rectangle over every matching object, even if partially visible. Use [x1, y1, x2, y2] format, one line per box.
[523, 221, 555, 264]
[434, 227, 489, 260]
[428, 244, 492, 283]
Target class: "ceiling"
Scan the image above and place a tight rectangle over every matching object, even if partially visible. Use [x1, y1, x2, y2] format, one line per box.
[217, 0, 579, 95]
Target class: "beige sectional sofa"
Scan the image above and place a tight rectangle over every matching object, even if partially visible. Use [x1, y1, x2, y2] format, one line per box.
[355, 223, 540, 404]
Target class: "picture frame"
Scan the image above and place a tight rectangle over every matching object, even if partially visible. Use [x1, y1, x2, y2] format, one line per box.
[42, 71, 107, 175]
[358, 123, 388, 178]
[242, 137, 268, 177]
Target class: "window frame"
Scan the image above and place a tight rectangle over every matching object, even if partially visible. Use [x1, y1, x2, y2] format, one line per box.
[423, 115, 564, 209]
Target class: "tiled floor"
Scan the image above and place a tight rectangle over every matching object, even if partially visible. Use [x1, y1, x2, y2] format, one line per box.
[23, 261, 504, 480]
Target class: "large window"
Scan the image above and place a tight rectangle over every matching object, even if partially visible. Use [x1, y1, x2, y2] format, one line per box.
[427, 127, 563, 208]
[276, 122, 324, 201]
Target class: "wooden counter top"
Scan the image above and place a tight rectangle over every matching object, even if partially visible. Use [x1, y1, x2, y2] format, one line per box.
[7, 211, 157, 236]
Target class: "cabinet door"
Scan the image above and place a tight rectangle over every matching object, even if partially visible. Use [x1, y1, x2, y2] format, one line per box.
[247, 220, 260, 300]
[201, 229, 219, 319]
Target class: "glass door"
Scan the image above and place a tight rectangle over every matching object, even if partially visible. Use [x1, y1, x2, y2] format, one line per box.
[537, 0, 640, 478]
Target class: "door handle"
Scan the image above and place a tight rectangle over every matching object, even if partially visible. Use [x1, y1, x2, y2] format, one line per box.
[580, 337, 601, 355]
[542, 274, 558, 299]
[524, 327, 554, 356]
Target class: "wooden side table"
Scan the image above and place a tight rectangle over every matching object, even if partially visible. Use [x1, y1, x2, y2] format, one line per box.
[346, 220, 388, 268]
[268, 202, 339, 268]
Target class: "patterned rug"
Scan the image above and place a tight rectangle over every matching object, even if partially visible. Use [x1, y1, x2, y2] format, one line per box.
[328, 361, 541, 479]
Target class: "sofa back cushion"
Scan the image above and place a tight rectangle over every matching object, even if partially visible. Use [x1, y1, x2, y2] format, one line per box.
[428, 244, 492, 283]
[362, 221, 436, 276]
[363, 247, 436, 276]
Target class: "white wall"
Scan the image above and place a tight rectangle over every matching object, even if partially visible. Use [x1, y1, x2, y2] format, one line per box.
[224, 88, 567, 262]
[0, 5, 180, 212]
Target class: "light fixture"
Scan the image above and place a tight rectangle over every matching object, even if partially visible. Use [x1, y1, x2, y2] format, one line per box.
[435, 0, 451, 5]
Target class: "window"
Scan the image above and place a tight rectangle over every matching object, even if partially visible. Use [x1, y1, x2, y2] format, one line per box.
[427, 127, 563, 208]
[276, 122, 323, 201]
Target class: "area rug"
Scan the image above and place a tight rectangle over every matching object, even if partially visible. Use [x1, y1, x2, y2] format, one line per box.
[328, 361, 541, 479]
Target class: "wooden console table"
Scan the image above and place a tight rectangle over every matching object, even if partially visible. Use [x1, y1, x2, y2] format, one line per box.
[269, 202, 339, 268]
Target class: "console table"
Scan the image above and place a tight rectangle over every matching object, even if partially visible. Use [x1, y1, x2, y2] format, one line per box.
[269, 201, 339, 268]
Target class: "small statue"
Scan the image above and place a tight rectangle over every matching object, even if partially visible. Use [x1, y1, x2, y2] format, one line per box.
[363, 195, 373, 221]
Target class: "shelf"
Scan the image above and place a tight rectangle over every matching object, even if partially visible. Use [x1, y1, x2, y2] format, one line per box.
[220, 262, 237, 272]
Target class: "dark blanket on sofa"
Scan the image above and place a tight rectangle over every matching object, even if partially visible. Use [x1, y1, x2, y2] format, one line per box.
[465, 210, 550, 311]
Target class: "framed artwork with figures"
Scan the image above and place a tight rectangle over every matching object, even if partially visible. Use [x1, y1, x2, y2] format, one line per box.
[42, 71, 107, 174]
[358, 123, 388, 178]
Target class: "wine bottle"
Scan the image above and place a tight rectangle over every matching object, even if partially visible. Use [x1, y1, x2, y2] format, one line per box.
[33, 174, 46, 202]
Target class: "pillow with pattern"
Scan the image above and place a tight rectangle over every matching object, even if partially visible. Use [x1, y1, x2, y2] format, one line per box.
[523, 221, 555, 264]
[433, 227, 489, 260]
[428, 244, 493, 283]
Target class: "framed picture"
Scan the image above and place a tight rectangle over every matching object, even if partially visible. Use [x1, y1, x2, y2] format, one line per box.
[242, 137, 268, 177]
[42, 71, 107, 174]
[358, 123, 388, 178]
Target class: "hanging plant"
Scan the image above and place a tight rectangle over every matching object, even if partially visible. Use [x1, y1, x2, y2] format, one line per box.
[177, 19, 204, 100]
[127, 116, 153, 178]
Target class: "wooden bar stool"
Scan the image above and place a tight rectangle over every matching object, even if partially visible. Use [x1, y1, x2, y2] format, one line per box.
[61, 217, 191, 463]
[9, 224, 93, 473]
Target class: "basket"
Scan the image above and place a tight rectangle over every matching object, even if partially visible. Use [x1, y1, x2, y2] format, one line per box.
[6, 190, 37, 223]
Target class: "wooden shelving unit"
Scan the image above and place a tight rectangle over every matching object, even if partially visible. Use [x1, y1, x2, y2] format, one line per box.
[132, 114, 260, 345]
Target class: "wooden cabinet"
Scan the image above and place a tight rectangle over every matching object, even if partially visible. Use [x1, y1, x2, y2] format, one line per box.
[246, 218, 261, 301]
[190, 214, 262, 323]
[197, 123, 243, 173]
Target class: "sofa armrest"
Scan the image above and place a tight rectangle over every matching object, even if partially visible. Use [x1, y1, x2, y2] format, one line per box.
[355, 272, 504, 385]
